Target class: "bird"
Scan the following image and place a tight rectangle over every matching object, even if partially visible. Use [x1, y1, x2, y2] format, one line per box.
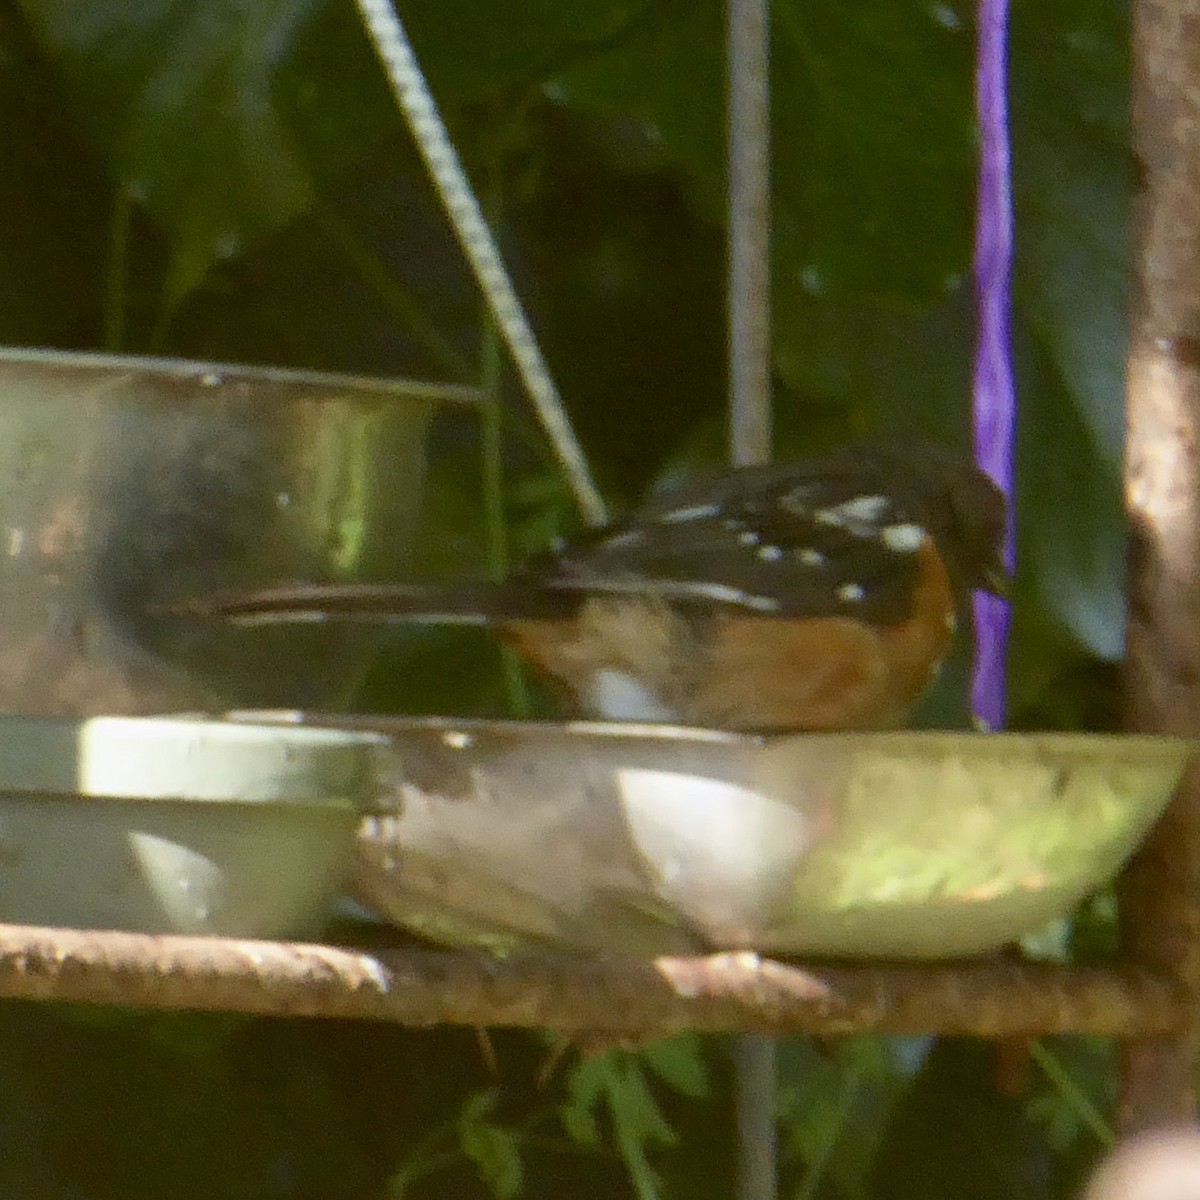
[175, 442, 1008, 732]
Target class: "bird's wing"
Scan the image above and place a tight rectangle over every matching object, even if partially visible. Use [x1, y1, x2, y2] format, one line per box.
[524, 465, 931, 623]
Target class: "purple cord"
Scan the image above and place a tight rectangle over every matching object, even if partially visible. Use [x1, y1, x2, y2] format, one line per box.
[971, 0, 1016, 731]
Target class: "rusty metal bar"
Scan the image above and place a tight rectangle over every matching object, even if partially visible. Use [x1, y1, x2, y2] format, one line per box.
[0, 925, 1183, 1037]
[1120, 0, 1200, 1132]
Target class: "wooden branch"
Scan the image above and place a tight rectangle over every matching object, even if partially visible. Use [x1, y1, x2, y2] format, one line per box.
[0, 924, 1183, 1038]
[1122, 0, 1200, 1131]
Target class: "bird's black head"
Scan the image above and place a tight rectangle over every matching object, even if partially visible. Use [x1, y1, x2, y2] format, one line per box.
[874, 442, 1009, 598]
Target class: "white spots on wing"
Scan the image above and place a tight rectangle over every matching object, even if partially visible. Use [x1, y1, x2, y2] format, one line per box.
[737, 530, 760, 546]
[797, 548, 826, 567]
[549, 535, 567, 553]
[757, 544, 784, 561]
[659, 502, 721, 523]
[880, 523, 926, 553]
[816, 495, 890, 528]
[586, 669, 678, 722]
[573, 576, 779, 612]
[837, 582, 866, 603]
[603, 528, 644, 549]
[681, 582, 780, 611]
[842, 495, 889, 521]
[721, 518, 743, 531]
[780, 483, 820, 514]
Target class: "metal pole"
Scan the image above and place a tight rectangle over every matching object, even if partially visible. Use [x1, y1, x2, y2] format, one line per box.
[727, 0, 775, 1195]
[727, 0, 773, 468]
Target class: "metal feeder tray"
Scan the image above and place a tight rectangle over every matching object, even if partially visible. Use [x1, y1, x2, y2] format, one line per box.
[0, 715, 386, 937]
[255, 716, 1192, 960]
[0, 346, 474, 717]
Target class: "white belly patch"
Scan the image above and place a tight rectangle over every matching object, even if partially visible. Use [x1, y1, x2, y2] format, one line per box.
[585, 668, 678, 722]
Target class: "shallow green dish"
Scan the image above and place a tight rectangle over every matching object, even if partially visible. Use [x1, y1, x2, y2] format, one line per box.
[315, 719, 1192, 959]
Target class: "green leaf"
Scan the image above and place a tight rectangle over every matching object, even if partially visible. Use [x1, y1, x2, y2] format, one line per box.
[1009, 0, 1129, 664]
[1012, 0, 1128, 463]
[396, 0, 648, 110]
[554, 0, 974, 301]
[559, 1090, 603, 1147]
[1024, 1037, 1117, 1158]
[771, 0, 975, 300]
[17, 0, 322, 300]
[777, 1037, 912, 1200]
[458, 1090, 524, 1200]
[639, 1034, 710, 1100]
[561, 1051, 678, 1200]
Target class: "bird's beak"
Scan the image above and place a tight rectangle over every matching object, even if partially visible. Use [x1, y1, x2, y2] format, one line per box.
[981, 561, 1010, 600]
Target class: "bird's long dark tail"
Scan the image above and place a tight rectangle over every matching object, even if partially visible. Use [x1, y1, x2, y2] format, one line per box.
[166, 580, 567, 626]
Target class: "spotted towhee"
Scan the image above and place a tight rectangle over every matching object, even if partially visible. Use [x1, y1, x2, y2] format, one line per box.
[180, 442, 1008, 731]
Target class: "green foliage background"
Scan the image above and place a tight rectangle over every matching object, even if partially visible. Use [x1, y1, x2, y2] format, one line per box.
[0, 0, 1130, 1195]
